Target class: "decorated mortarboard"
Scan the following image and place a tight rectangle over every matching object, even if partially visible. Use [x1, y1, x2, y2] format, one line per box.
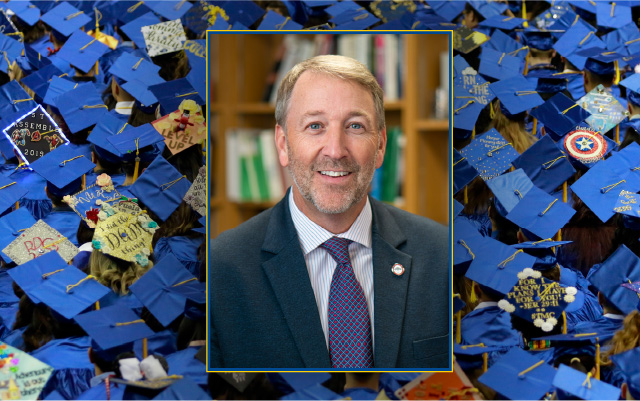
[153, 377, 210, 400]
[489, 75, 544, 116]
[149, 78, 204, 116]
[614, 189, 640, 218]
[486, 168, 534, 216]
[553, 21, 604, 70]
[2, 219, 78, 265]
[257, 10, 303, 30]
[109, 52, 164, 86]
[597, 1, 632, 29]
[42, 75, 77, 106]
[64, 173, 126, 228]
[589, 244, 640, 314]
[40, 2, 91, 38]
[0, 174, 27, 214]
[478, 347, 556, 400]
[183, 166, 206, 217]
[478, 47, 522, 81]
[328, 7, 379, 30]
[515, 239, 573, 273]
[453, 148, 479, 195]
[121, 12, 161, 49]
[512, 135, 576, 193]
[216, 372, 259, 393]
[468, 0, 508, 20]
[453, 26, 489, 54]
[452, 66, 495, 132]
[460, 128, 520, 181]
[465, 237, 537, 295]
[29, 144, 95, 193]
[2, 104, 68, 165]
[221, 0, 266, 27]
[453, 55, 471, 78]
[129, 254, 199, 327]
[530, 93, 591, 140]
[425, 1, 465, 21]
[145, 0, 193, 21]
[534, 5, 576, 36]
[0, 208, 36, 263]
[506, 185, 576, 240]
[619, 73, 640, 106]
[56, 30, 109, 74]
[54, 83, 108, 133]
[553, 364, 620, 400]
[182, 1, 225, 35]
[0, 341, 54, 399]
[394, 367, 479, 401]
[610, 347, 640, 400]
[7, 0, 41, 26]
[498, 268, 577, 333]
[141, 19, 187, 58]
[479, 14, 526, 31]
[92, 209, 156, 265]
[562, 126, 611, 170]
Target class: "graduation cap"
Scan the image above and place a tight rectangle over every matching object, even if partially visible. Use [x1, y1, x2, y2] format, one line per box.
[22, 43, 52, 72]
[453, 26, 489, 54]
[129, 254, 198, 327]
[453, 293, 466, 315]
[465, 237, 537, 295]
[222, 0, 266, 27]
[40, 1, 91, 38]
[145, 0, 193, 21]
[483, 30, 524, 57]
[54, 82, 108, 133]
[122, 80, 160, 110]
[602, 22, 640, 56]
[107, 123, 165, 162]
[0, 340, 54, 399]
[0, 208, 36, 263]
[486, 168, 535, 217]
[257, 10, 304, 30]
[75, 304, 154, 360]
[93, 209, 156, 264]
[512, 135, 576, 193]
[468, 0, 508, 20]
[479, 347, 556, 400]
[619, 73, 640, 107]
[589, 244, 640, 314]
[56, 30, 109, 74]
[521, 29, 555, 51]
[182, 1, 221, 36]
[596, 1, 632, 29]
[513, 239, 573, 272]
[86, 113, 131, 164]
[66, 177, 125, 228]
[553, 364, 621, 400]
[7, 0, 41, 26]
[529, 93, 591, 140]
[0, 32, 23, 74]
[215, 372, 259, 393]
[0, 80, 37, 125]
[534, 5, 577, 37]
[109, 52, 164, 87]
[42, 75, 77, 106]
[453, 148, 479, 195]
[112, 0, 153, 26]
[452, 65, 495, 133]
[479, 15, 525, 31]
[0, 174, 27, 214]
[141, 18, 187, 58]
[506, 185, 576, 240]
[6, 250, 67, 305]
[29, 144, 95, 197]
[527, 69, 569, 97]
[453, 198, 464, 220]
[453, 55, 471, 78]
[614, 189, 640, 219]
[577, 47, 624, 76]
[610, 347, 640, 400]
[153, 377, 210, 400]
[425, 1, 465, 21]
[20, 63, 63, 103]
[149, 78, 204, 116]
[183, 166, 206, 216]
[562, 126, 611, 170]
[2, 104, 68, 165]
[120, 12, 162, 49]
[453, 218, 486, 274]
[489, 75, 544, 116]
[553, 21, 604, 70]
[478, 47, 522, 81]
[460, 128, 520, 181]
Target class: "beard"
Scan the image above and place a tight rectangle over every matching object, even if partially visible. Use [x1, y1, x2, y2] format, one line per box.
[287, 140, 378, 215]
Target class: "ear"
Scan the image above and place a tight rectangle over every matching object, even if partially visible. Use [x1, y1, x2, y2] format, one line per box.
[516, 230, 525, 244]
[621, 382, 628, 399]
[275, 124, 289, 168]
[91, 151, 96, 164]
[88, 347, 94, 364]
[375, 127, 387, 169]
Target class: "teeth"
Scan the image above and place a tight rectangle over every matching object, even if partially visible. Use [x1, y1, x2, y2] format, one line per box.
[320, 171, 350, 177]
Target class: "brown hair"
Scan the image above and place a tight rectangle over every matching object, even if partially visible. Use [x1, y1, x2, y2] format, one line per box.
[152, 201, 200, 246]
[602, 310, 640, 365]
[490, 100, 537, 154]
[89, 250, 152, 295]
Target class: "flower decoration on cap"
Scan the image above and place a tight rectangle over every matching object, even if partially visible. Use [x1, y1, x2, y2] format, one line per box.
[95, 173, 114, 192]
[134, 253, 149, 267]
[62, 195, 78, 207]
[498, 299, 516, 313]
[517, 267, 542, 280]
[85, 208, 100, 227]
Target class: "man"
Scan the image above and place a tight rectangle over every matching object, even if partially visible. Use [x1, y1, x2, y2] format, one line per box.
[209, 55, 449, 369]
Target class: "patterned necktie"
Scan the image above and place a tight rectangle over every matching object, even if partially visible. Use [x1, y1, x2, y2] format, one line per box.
[321, 236, 373, 368]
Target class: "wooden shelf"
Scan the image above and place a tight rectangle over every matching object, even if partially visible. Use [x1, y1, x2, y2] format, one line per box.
[416, 119, 449, 132]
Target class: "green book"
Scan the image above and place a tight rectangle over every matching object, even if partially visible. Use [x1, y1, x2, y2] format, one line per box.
[381, 127, 401, 203]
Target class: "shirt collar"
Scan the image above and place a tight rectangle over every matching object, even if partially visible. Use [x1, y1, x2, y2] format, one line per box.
[288, 188, 372, 255]
[115, 101, 134, 115]
[474, 301, 498, 310]
[603, 313, 625, 320]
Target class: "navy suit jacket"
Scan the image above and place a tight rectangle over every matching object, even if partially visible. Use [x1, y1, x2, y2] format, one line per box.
[209, 192, 450, 368]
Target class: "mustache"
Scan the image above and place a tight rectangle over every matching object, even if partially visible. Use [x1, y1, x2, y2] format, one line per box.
[311, 158, 361, 173]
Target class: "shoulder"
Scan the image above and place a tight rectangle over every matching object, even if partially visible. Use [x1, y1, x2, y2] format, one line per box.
[371, 198, 448, 247]
[211, 207, 274, 265]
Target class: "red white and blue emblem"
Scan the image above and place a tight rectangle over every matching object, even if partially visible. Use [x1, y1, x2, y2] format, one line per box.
[563, 128, 607, 163]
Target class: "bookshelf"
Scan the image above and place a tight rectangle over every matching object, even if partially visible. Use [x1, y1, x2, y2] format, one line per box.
[208, 33, 450, 237]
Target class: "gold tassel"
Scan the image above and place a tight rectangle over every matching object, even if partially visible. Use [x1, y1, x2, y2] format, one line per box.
[616, 124, 620, 144]
[522, 0, 528, 28]
[532, 117, 537, 136]
[595, 341, 601, 380]
[482, 352, 488, 372]
[563, 182, 568, 203]
[524, 50, 530, 75]
[456, 311, 462, 344]
[464, 186, 469, 204]
[472, 126, 476, 140]
[143, 338, 148, 359]
[81, 174, 86, 190]
[489, 103, 495, 120]
[614, 60, 621, 85]
[132, 158, 140, 183]
[562, 311, 567, 334]
[95, 61, 99, 76]
[14, 201, 18, 210]
[95, 301, 100, 310]
[470, 282, 477, 304]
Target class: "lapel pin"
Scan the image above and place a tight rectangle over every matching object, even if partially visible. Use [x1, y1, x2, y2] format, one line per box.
[392, 263, 404, 276]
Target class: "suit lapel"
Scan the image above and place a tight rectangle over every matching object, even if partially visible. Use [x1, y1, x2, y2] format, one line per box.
[261, 192, 331, 368]
[371, 199, 412, 368]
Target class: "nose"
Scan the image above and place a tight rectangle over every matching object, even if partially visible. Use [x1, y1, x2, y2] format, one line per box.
[322, 124, 349, 160]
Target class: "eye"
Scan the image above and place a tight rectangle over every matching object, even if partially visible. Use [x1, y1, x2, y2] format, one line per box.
[309, 123, 321, 130]
[349, 122, 363, 130]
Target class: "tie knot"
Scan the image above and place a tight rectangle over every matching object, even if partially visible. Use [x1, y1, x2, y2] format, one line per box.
[321, 236, 352, 265]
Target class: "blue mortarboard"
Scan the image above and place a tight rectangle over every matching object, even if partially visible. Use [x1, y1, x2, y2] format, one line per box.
[207, 16, 248, 31]
[153, 377, 210, 400]
[453, 198, 464, 219]
[610, 347, 640, 400]
[7, 251, 67, 303]
[29, 144, 95, 196]
[121, 12, 161, 49]
[577, 47, 623, 75]
[0, 80, 37, 123]
[512, 135, 576, 193]
[54, 83, 108, 133]
[112, 1, 153, 25]
[325, 0, 361, 17]
[536, 5, 577, 38]
[453, 148, 479, 195]
[0, 208, 36, 263]
[40, 2, 91, 38]
[478, 48, 522, 82]
[460, 129, 520, 181]
[452, 66, 495, 133]
[619, 73, 640, 107]
[614, 190, 640, 222]
[329, 7, 379, 30]
[453, 342, 502, 357]
[257, 10, 303, 30]
[182, 1, 219, 35]
[86, 114, 130, 164]
[149, 78, 204, 115]
[145, 0, 193, 20]
[527, 69, 568, 96]
[530, 93, 591, 139]
[490, 75, 544, 116]
[7, 0, 41, 26]
[184, 41, 205, 100]
[129, 254, 197, 327]
[109, 52, 164, 86]
[26, 265, 110, 319]
[425, 1, 465, 21]
[222, 0, 266, 27]
[468, 0, 508, 20]
[515, 239, 572, 272]
[107, 123, 165, 162]
[20, 64, 63, 102]
[56, 30, 109, 74]
[453, 294, 466, 315]
[479, 347, 556, 400]
[43, 76, 77, 106]
[479, 15, 525, 31]
[486, 168, 535, 217]
[0, 33, 23, 74]
[553, 364, 621, 400]
[453, 218, 486, 274]
[129, 156, 191, 221]
[75, 304, 153, 359]
[191, 215, 206, 234]
[0, 175, 27, 214]
[589, 244, 640, 314]
[597, 1, 632, 29]
[484, 30, 527, 58]
[521, 29, 555, 51]
[561, 126, 613, 170]
[466, 237, 537, 295]
[23, 43, 52, 71]
[553, 21, 604, 70]
[602, 22, 640, 56]
[568, 1, 597, 15]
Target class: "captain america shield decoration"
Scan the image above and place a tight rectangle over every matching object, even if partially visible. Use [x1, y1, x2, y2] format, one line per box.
[563, 128, 607, 164]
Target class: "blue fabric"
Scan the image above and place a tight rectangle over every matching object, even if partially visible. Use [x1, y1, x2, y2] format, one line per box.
[31, 336, 94, 400]
[107, 108, 131, 122]
[573, 315, 624, 337]
[560, 266, 603, 331]
[165, 347, 208, 386]
[71, 250, 91, 271]
[42, 209, 81, 246]
[340, 387, 379, 400]
[619, 117, 640, 143]
[98, 292, 143, 315]
[85, 171, 126, 188]
[526, 348, 556, 364]
[3, 326, 25, 349]
[77, 380, 125, 400]
[0, 269, 18, 306]
[10, 168, 52, 220]
[154, 236, 204, 277]
[601, 364, 626, 387]
[457, 212, 492, 237]
[133, 330, 177, 360]
[566, 72, 586, 100]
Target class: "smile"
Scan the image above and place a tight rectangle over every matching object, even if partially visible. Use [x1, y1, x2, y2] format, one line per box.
[319, 171, 351, 177]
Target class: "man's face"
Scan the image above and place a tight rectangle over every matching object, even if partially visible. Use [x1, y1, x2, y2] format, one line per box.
[275, 71, 386, 215]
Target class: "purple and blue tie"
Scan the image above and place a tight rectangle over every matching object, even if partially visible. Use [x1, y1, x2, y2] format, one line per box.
[321, 236, 374, 368]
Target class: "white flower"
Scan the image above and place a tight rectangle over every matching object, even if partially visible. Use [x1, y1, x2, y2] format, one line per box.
[541, 322, 554, 332]
[565, 287, 577, 296]
[96, 200, 103, 206]
[142, 248, 151, 256]
[517, 272, 527, 280]
[534, 318, 544, 328]
[547, 317, 558, 326]
[523, 268, 535, 277]
[532, 271, 542, 279]
[498, 299, 513, 312]
[564, 294, 576, 303]
[98, 211, 108, 220]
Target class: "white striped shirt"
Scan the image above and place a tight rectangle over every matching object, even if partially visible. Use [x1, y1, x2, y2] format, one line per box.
[288, 189, 374, 349]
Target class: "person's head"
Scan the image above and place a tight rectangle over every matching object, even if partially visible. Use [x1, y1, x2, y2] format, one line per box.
[584, 69, 615, 93]
[89, 250, 152, 295]
[603, 310, 640, 366]
[274, 55, 386, 224]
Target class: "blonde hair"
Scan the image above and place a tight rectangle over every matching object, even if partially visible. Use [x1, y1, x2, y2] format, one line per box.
[602, 310, 640, 365]
[490, 100, 537, 154]
[89, 250, 152, 295]
[275, 54, 385, 132]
